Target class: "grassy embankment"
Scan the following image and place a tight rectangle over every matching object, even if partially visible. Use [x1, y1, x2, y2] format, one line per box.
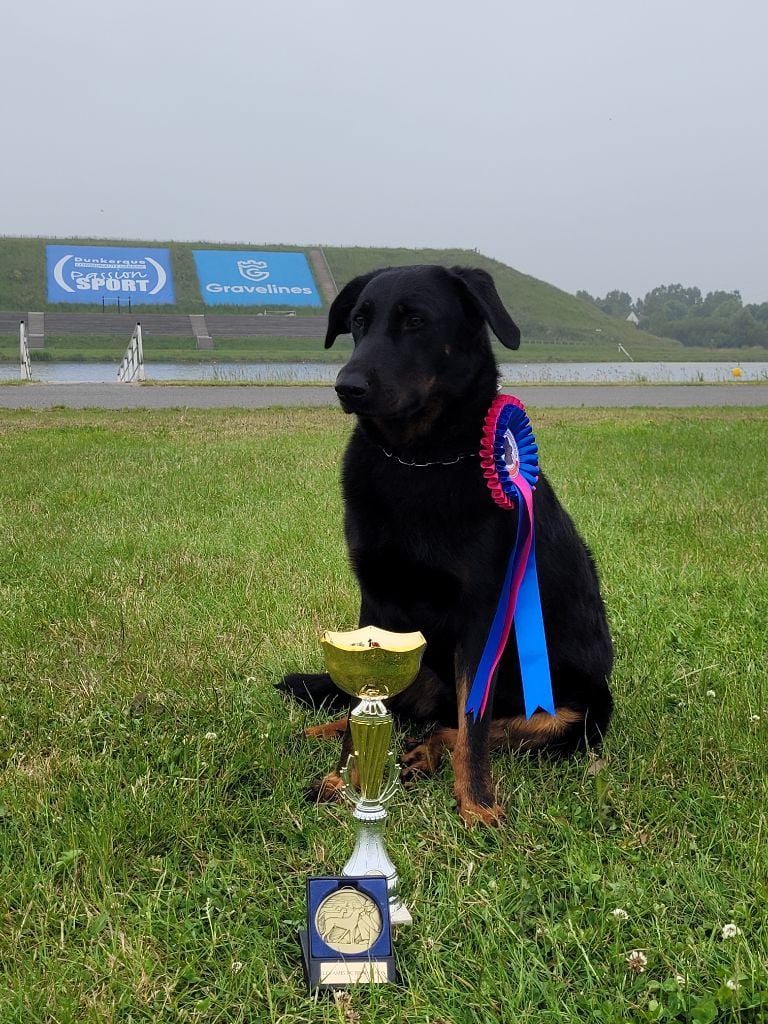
[3, 236, 766, 364]
[0, 407, 766, 1022]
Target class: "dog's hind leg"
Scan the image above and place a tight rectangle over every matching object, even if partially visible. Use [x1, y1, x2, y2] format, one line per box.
[487, 706, 591, 755]
[276, 672, 351, 712]
[397, 708, 588, 802]
[304, 717, 349, 740]
[399, 727, 456, 782]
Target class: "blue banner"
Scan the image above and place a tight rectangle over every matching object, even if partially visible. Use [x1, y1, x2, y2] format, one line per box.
[46, 245, 175, 305]
[193, 250, 321, 307]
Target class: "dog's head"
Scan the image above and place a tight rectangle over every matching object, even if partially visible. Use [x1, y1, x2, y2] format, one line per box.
[325, 265, 520, 419]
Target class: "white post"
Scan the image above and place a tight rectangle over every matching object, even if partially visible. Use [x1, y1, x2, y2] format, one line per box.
[20, 320, 32, 381]
[118, 322, 146, 383]
[135, 323, 145, 382]
[617, 343, 634, 362]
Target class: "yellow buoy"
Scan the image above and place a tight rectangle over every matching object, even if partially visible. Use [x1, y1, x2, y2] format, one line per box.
[731, 367, 743, 378]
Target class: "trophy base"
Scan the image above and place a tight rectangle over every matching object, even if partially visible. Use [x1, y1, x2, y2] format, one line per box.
[388, 901, 413, 927]
[300, 876, 397, 990]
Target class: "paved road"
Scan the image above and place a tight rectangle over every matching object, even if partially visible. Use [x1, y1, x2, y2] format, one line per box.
[0, 383, 766, 410]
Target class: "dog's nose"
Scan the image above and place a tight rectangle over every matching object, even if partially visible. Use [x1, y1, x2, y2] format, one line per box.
[334, 369, 369, 401]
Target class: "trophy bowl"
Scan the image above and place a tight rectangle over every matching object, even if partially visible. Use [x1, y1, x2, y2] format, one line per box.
[320, 626, 426, 700]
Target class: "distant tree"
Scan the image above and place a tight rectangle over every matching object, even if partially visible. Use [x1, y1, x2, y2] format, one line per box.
[747, 302, 768, 324]
[662, 298, 688, 322]
[575, 281, 768, 348]
[636, 284, 701, 318]
[729, 309, 768, 347]
[699, 289, 742, 316]
[658, 309, 768, 348]
[596, 290, 633, 318]
[711, 298, 742, 320]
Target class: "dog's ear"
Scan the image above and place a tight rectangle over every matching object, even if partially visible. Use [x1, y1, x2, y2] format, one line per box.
[449, 266, 521, 349]
[324, 270, 385, 348]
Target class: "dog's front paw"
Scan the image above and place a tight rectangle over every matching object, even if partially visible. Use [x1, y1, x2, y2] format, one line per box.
[455, 796, 506, 828]
[304, 771, 346, 803]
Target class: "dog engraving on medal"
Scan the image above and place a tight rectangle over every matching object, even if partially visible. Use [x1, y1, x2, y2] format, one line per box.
[314, 887, 383, 954]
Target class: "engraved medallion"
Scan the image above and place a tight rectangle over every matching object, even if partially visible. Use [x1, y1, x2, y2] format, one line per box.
[314, 886, 383, 954]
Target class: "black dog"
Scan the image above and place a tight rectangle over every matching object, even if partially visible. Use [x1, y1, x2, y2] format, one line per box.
[279, 265, 613, 825]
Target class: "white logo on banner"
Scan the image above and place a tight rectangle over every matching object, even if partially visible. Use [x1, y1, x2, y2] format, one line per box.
[237, 260, 269, 282]
[52, 253, 167, 295]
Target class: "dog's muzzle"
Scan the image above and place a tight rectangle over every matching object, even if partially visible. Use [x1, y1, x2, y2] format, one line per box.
[334, 367, 370, 411]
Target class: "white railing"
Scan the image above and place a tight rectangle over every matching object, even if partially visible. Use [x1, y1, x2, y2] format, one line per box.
[118, 323, 145, 383]
[618, 343, 635, 362]
[20, 320, 32, 381]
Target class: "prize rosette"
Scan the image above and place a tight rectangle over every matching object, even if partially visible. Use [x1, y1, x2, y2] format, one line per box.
[465, 395, 556, 721]
[479, 395, 539, 509]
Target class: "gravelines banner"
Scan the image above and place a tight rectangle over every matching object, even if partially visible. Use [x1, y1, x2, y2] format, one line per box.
[46, 245, 175, 304]
[192, 250, 321, 306]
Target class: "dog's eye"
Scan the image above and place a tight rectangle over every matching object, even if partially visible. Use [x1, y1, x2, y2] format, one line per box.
[404, 315, 424, 329]
[351, 315, 366, 329]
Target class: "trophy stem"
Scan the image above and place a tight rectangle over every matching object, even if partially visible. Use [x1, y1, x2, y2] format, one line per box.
[338, 697, 413, 926]
[341, 814, 413, 927]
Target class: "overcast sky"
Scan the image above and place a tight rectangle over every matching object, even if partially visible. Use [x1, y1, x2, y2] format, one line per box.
[2, 0, 767, 303]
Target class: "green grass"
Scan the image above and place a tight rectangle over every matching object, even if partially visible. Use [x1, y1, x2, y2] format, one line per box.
[0, 408, 766, 1022]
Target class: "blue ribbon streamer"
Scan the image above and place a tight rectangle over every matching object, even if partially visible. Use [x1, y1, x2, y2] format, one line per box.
[464, 480, 555, 721]
[513, 529, 556, 718]
[464, 495, 525, 720]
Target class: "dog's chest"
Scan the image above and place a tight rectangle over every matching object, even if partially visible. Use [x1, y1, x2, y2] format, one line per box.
[343, 444, 502, 563]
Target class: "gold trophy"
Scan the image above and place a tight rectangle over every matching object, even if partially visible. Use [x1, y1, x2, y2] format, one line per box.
[320, 626, 426, 927]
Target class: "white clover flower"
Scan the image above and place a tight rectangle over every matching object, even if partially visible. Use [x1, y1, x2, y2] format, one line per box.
[721, 923, 741, 939]
[611, 907, 629, 920]
[626, 950, 648, 973]
[706, 690, 716, 698]
[675, 973, 686, 987]
[204, 732, 218, 741]
[231, 960, 244, 973]
[726, 978, 739, 990]
[750, 714, 760, 724]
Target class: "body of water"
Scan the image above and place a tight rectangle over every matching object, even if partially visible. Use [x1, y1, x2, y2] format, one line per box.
[3, 360, 767, 385]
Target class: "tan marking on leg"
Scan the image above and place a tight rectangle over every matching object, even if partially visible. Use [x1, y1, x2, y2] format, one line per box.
[304, 717, 349, 740]
[452, 672, 505, 827]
